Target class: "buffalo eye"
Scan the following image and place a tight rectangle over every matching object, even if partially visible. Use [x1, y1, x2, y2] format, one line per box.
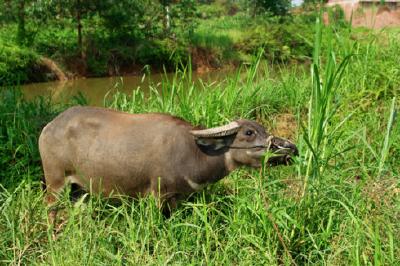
[245, 130, 254, 136]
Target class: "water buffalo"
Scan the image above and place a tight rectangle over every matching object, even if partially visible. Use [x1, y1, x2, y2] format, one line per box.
[39, 106, 298, 216]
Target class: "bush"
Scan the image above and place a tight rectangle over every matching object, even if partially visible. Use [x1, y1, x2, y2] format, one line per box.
[236, 18, 313, 62]
[0, 43, 39, 86]
[134, 39, 188, 70]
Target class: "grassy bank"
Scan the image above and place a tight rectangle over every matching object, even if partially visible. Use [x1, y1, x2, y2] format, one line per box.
[1, 23, 399, 265]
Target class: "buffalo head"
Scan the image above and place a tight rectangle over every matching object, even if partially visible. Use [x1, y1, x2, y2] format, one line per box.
[190, 119, 298, 169]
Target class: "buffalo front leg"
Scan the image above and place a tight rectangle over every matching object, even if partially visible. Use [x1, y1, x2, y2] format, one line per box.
[150, 177, 177, 217]
[162, 196, 177, 218]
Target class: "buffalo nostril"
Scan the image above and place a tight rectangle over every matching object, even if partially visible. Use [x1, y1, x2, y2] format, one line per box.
[284, 141, 299, 156]
[293, 147, 299, 156]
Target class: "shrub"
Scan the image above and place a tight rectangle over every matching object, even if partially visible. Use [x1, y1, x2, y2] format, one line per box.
[0, 43, 39, 86]
[236, 19, 313, 62]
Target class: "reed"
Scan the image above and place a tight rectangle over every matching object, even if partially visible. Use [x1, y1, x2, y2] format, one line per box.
[303, 14, 352, 186]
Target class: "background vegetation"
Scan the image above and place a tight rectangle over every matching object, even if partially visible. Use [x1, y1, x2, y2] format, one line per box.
[1, 0, 399, 265]
[0, 0, 313, 85]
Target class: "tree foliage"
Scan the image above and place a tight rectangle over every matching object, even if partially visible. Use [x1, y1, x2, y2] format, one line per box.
[250, 0, 291, 16]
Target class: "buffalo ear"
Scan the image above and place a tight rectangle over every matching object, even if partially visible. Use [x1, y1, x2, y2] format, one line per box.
[190, 121, 240, 155]
[193, 135, 236, 155]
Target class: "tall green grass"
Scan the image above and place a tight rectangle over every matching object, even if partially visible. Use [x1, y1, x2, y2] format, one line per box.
[302, 15, 352, 191]
[107, 51, 296, 127]
[1, 18, 399, 265]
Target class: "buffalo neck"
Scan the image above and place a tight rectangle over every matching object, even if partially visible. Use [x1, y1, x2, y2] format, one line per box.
[191, 149, 241, 185]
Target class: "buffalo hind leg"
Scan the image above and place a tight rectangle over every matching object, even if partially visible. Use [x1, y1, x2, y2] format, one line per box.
[41, 160, 67, 225]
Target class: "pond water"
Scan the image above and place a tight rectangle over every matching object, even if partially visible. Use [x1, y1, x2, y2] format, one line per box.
[21, 70, 233, 106]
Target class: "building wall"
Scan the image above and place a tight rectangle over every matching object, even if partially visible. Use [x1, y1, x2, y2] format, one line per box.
[325, 0, 400, 28]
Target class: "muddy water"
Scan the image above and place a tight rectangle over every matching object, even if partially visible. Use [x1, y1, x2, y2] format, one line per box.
[21, 70, 232, 106]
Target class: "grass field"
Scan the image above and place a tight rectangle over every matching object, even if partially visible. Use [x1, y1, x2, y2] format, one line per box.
[0, 21, 399, 265]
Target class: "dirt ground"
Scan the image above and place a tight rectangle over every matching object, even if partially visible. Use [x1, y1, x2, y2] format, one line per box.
[325, 2, 400, 29]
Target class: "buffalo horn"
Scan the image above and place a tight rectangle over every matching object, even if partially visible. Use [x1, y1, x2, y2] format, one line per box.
[190, 121, 240, 138]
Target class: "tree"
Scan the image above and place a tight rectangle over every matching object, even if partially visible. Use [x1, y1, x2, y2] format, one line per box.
[98, 0, 148, 37]
[173, 0, 197, 37]
[51, 0, 98, 61]
[0, 0, 28, 44]
[0, 0, 56, 45]
[160, 0, 172, 33]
